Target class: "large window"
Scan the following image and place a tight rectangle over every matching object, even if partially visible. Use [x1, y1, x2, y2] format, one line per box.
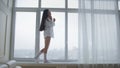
[12, 0, 79, 61]
[12, 0, 120, 62]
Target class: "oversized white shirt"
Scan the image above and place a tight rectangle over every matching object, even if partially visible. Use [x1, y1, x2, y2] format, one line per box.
[44, 18, 55, 38]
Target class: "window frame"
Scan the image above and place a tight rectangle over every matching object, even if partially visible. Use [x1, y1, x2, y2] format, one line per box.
[11, 0, 79, 62]
[11, 0, 119, 62]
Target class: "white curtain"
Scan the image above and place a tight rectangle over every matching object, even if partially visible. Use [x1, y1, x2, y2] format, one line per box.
[78, 0, 120, 67]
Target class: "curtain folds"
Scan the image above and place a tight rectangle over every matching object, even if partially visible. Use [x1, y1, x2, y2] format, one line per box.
[78, 0, 120, 66]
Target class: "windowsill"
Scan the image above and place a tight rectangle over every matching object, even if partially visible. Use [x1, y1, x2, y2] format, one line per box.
[16, 61, 120, 66]
[15, 59, 120, 66]
[15, 61, 120, 68]
[17, 61, 80, 65]
[16, 62, 120, 68]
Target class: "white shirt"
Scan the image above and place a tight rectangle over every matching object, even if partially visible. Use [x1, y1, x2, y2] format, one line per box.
[44, 18, 55, 38]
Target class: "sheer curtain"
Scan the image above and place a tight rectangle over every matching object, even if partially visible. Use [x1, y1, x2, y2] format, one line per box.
[78, 0, 120, 66]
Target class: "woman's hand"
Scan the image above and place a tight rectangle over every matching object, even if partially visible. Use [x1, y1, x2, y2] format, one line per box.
[53, 18, 56, 22]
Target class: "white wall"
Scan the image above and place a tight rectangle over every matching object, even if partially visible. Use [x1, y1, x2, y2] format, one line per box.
[0, 0, 13, 63]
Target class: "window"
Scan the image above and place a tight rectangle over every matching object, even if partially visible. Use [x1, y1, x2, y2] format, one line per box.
[119, 0, 120, 10]
[68, 13, 78, 60]
[12, 0, 79, 61]
[14, 12, 36, 58]
[94, 0, 115, 10]
[41, 0, 65, 8]
[12, 0, 120, 62]
[68, 0, 78, 8]
[15, 0, 38, 7]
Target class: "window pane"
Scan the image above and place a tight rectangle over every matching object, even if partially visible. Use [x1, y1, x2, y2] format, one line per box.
[68, 0, 78, 8]
[119, 1, 120, 10]
[94, 1, 115, 10]
[14, 12, 36, 58]
[15, 0, 38, 7]
[41, 0, 65, 8]
[68, 13, 78, 60]
[40, 12, 65, 60]
[85, 0, 91, 9]
[94, 14, 117, 62]
[78, 0, 91, 9]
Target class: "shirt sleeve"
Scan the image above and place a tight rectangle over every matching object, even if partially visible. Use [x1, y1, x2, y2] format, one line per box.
[46, 18, 55, 27]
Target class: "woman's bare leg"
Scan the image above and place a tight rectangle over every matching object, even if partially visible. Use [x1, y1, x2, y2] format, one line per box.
[35, 37, 51, 63]
[44, 37, 51, 53]
[44, 37, 51, 62]
[35, 48, 44, 59]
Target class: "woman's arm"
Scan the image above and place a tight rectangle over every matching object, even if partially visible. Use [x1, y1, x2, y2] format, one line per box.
[46, 18, 55, 27]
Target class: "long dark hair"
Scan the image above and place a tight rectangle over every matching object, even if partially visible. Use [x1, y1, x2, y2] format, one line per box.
[39, 9, 49, 31]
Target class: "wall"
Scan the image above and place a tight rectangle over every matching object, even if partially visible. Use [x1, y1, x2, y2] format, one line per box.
[0, 0, 13, 63]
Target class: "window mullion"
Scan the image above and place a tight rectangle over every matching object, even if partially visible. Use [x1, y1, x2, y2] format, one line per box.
[35, 0, 41, 57]
[65, 0, 68, 61]
[10, 0, 16, 59]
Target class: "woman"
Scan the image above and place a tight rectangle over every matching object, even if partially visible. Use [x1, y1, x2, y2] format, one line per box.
[35, 9, 55, 63]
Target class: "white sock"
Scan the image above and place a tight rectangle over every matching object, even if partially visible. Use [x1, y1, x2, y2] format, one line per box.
[44, 53, 48, 62]
[35, 51, 42, 59]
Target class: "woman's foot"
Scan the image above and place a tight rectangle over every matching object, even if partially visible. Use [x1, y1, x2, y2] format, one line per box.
[44, 53, 48, 63]
[34, 57, 39, 63]
[44, 60, 49, 63]
[34, 50, 44, 63]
